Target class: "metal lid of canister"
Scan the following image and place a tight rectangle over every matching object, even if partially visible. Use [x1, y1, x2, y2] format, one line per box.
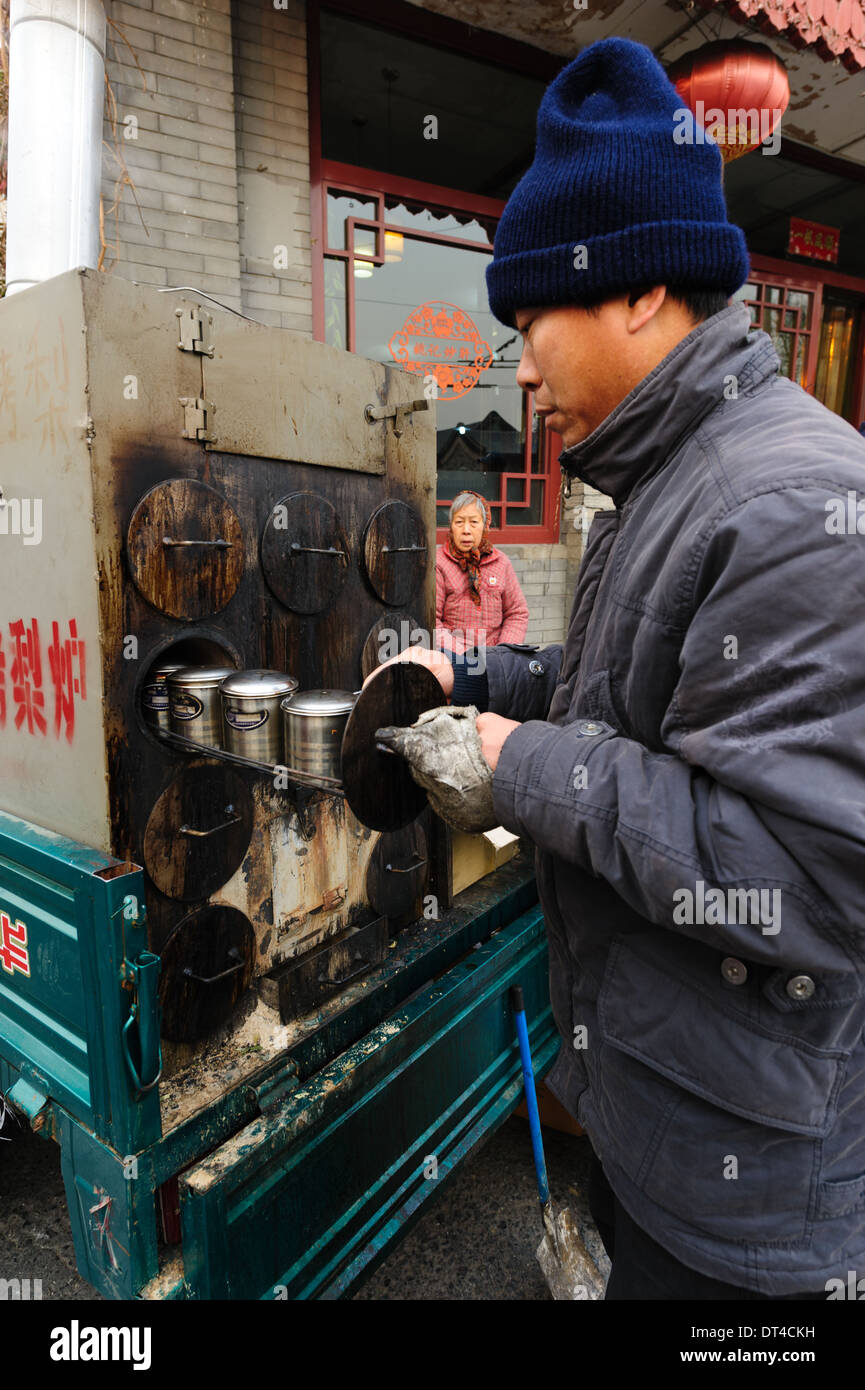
[149, 662, 188, 680]
[168, 665, 237, 691]
[280, 689, 357, 717]
[220, 669, 299, 699]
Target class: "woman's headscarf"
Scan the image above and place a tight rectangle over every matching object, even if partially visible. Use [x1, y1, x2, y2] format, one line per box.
[445, 491, 493, 607]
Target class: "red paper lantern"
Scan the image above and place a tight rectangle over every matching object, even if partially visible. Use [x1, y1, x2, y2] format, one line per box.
[667, 39, 790, 163]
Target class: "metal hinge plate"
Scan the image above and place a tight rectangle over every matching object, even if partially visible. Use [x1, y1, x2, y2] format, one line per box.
[175, 306, 215, 356]
[179, 397, 216, 443]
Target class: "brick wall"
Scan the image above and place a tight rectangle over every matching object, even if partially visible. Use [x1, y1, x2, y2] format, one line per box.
[101, 0, 242, 306]
[498, 543, 568, 648]
[101, 0, 311, 329]
[233, 0, 312, 333]
[499, 481, 614, 647]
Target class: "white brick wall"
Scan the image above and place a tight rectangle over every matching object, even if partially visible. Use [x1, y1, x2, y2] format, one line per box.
[101, 0, 311, 327]
[234, 0, 312, 332]
[101, 0, 243, 308]
[499, 479, 615, 647]
[499, 543, 570, 647]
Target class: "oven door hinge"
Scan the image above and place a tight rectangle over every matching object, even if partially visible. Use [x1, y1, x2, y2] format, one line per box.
[175, 306, 215, 357]
[179, 397, 216, 443]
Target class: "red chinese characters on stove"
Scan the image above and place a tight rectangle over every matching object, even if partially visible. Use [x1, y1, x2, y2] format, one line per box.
[0, 617, 86, 742]
[388, 301, 494, 400]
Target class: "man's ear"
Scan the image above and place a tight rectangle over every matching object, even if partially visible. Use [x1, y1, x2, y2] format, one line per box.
[625, 285, 667, 331]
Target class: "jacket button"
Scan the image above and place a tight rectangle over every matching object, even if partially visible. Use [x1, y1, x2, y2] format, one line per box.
[529, 660, 544, 676]
[575, 720, 604, 735]
[786, 974, 815, 1000]
[721, 957, 748, 985]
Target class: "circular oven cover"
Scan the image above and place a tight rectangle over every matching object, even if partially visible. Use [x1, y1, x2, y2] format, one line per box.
[362, 500, 427, 606]
[158, 905, 255, 1044]
[341, 662, 443, 831]
[261, 491, 350, 614]
[143, 762, 254, 901]
[126, 478, 245, 619]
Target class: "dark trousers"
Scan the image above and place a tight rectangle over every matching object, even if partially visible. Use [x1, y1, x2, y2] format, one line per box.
[587, 1147, 827, 1301]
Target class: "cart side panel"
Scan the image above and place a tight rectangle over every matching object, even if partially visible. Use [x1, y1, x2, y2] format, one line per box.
[0, 808, 160, 1154]
[0, 269, 111, 851]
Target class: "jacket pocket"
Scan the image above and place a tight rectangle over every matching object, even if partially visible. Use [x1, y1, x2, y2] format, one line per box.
[599, 937, 845, 1136]
[595, 936, 846, 1243]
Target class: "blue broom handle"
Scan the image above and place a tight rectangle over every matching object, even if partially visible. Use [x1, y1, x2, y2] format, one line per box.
[510, 985, 550, 1209]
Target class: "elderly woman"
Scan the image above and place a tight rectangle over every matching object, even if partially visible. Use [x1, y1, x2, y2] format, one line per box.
[434, 491, 529, 655]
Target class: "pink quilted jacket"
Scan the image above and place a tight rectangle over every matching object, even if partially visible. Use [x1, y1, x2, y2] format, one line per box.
[434, 545, 529, 654]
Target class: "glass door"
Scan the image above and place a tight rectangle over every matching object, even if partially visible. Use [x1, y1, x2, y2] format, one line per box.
[814, 291, 864, 425]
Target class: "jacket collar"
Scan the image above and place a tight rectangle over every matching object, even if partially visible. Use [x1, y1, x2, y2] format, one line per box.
[557, 304, 779, 507]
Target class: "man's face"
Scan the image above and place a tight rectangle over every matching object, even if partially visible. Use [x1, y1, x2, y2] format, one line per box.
[514, 300, 651, 449]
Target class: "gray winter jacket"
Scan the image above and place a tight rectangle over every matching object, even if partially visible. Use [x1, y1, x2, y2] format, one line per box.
[474, 304, 865, 1294]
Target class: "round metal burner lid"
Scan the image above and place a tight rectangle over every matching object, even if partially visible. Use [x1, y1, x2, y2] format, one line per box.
[281, 688, 357, 717]
[340, 663, 445, 831]
[220, 669, 299, 698]
[168, 664, 237, 690]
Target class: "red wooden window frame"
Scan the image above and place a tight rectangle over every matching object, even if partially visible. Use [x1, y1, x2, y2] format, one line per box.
[307, 2, 562, 546]
[747, 254, 865, 424]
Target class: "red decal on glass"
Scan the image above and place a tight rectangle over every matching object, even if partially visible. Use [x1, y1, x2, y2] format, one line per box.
[388, 301, 493, 400]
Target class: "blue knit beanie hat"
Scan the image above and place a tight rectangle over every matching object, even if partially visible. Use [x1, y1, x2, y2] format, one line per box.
[485, 37, 749, 327]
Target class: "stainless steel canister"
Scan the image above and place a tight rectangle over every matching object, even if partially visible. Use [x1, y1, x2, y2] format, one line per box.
[142, 662, 187, 732]
[219, 669, 299, 761]
[280, 689, 357, 781]
[167, 666, 237, 748]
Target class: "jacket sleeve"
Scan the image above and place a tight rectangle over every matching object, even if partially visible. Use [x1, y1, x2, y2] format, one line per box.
[451, 642, 562, 719]
[433, 553, 462, 655]
[495, 557, 530, 644]
[492, 485, 865, 972]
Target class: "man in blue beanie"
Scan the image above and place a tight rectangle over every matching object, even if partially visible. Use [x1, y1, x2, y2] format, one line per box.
[377, 36, 865, 1300]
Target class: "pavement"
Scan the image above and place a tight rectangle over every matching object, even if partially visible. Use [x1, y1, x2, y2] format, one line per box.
[0, 1111, 609, 1301]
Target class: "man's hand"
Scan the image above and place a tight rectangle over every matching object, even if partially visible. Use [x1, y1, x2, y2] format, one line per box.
[476, 712, 521, 771]
[362, 645, 455, 698]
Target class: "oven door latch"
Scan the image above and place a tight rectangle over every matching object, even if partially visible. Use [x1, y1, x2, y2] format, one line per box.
[365, 398, 429, 438]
